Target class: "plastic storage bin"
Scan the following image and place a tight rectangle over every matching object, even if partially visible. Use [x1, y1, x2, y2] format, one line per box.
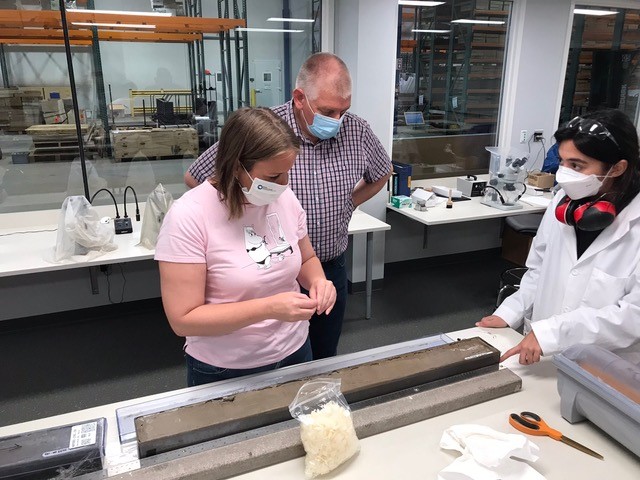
[553, 345, 640, 458]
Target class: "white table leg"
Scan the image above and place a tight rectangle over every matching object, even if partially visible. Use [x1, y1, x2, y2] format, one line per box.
[366, 231, 373, 319]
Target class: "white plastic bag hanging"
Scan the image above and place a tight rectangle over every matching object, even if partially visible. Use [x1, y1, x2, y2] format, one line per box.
[138, 183, 174, 249]
[48, 195, 116, 263]
[289, 378, 360, 478]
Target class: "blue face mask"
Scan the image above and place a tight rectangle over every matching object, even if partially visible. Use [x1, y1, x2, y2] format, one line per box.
[304, 96, 343, 140]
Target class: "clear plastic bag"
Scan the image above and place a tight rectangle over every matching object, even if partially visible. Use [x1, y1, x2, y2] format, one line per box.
[138, 183, 174, 249]
[289, 378, 360, 478]
[48, 195, 117, 262]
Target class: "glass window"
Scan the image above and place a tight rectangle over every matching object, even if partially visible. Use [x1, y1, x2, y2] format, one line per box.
[0, 0, 318, 214]
[560, 5, 640, 125]
[393, 0, 512, 179]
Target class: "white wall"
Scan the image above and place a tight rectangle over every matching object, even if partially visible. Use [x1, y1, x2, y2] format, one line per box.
[333, 0, 398, 285]
[499, 0, 573, 158]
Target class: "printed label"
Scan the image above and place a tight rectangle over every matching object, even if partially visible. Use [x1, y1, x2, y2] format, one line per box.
[69, 422, 97, 449]
[43, 447, 71, 458]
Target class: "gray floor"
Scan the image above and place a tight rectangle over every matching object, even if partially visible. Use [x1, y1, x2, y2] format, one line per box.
[0, 250, 512, 428]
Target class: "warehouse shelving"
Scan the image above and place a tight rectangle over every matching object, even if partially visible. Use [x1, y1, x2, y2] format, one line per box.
[560, 9, 640, 123]
[396, 0, 510, 131]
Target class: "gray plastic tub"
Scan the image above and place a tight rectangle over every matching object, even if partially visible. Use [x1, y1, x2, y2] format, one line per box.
[553, 345, 640, 458]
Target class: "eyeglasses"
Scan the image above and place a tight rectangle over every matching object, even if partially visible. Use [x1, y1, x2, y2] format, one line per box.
[567, 116, 620, 149]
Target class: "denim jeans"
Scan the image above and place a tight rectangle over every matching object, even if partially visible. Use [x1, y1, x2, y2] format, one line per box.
[186, 337, 312, 387]
[306, 252, 348, 360]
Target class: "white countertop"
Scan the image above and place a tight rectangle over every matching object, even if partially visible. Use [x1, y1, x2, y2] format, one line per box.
[388, 175, 554, 226]
[0, 204, 389, 277]
[231, 328, 640, 480]
[1, 327, 638, 478]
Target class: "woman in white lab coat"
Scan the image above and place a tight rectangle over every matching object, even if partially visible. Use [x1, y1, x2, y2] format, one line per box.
[477, 109, 640, 365]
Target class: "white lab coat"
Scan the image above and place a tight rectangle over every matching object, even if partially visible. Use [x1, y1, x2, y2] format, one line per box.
[494, 189, 640, 358]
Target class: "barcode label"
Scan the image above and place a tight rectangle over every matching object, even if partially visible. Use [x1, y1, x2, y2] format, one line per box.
[69, 422, 97, 449]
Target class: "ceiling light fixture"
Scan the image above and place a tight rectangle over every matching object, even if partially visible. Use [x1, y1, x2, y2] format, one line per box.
[67, 9, 173, 17]
[72, 22, 156, 29]
[399, 1, 445, 6]
[451, 19, 505, 25]
[267, 17, 314, 23]
[236, 28, 304, 33]
[412, 29, 450, 33]
[573, 8, 618, 16]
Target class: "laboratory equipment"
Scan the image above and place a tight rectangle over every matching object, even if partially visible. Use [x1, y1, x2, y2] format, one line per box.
[481, 147, 529, 210]
[457, 174, 487, 197]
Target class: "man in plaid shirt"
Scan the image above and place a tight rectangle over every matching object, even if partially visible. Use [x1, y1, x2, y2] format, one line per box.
[185, 53, 392, 359]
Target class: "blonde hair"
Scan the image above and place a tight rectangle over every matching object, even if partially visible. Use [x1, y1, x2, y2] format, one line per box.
[295, 52, 352, 100]
[214, 108, 299, 219]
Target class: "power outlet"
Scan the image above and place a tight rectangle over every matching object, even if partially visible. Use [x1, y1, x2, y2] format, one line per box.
[533, 130, 544, 142]
[520, 130, 527, 144]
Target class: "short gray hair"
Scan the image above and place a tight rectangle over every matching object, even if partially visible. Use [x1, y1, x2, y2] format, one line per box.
[295, 53, 352, 100]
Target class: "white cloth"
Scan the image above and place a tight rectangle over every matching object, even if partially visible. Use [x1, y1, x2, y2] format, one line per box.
[438, 424, 544, 480]
[494, 189, 640, 357]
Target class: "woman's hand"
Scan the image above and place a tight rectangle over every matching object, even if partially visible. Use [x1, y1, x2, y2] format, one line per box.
[500, 331, 543, 365]
[308, 279, 337, 315]
[269, 292, 318, 322]
[476, 315, 508, 328]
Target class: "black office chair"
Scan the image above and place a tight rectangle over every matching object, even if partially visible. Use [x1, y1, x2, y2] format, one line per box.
[496, 213, 543, 307]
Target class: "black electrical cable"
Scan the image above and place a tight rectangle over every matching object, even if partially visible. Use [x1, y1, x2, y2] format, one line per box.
[90, 188, 120, 218]
[123, 186, 140, 221]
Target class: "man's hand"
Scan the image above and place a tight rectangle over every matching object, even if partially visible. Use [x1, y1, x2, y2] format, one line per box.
[308, 279, 336, 315]
[499, 331, 543, 365]
[475, 315, 508, 328]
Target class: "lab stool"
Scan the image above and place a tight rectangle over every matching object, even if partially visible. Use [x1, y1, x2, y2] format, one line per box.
[496, 267, 528, 307]
[497, 213, 543, 306]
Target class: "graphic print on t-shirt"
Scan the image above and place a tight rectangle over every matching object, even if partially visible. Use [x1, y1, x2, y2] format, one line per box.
[244, 213, 294, 269]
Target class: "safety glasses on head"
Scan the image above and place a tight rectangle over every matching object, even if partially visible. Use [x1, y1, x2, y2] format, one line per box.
[567, 116, 620, 150]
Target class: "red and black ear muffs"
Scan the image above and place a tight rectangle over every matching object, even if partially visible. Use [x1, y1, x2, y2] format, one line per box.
[555, 195, 617, 231]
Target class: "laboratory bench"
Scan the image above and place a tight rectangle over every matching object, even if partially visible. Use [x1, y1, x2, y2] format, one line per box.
[387, 174, 553, 248]
[1, 327, 638, 479]
[0, 204, 389, 319]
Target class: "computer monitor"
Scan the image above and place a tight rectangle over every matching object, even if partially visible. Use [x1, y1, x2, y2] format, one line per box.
[404, 111, 425, 126]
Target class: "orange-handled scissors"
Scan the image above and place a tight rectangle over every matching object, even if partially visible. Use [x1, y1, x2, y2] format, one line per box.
[509, 411, 603, 460]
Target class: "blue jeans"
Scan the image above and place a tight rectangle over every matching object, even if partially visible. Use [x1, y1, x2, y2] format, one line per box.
[186, 337, 312, 387]
[306, 252, 348, 359]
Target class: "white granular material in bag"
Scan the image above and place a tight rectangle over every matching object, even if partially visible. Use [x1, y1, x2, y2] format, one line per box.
[299, 400, 360, 478]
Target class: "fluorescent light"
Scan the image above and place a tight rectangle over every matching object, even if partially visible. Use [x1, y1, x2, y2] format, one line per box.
[67, 9, 173, 17]
[399, 1, 445, 6]
[236, 28, 304, 33]
[72, 22, 156, 29]
[573, 8, 618, 16]
[412, 29, 450, 33]
[451, 19, 505, 25]
[267, 17, 314, 23]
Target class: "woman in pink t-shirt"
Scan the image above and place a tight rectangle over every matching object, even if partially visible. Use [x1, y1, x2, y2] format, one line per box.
[155, 108, 336, 386]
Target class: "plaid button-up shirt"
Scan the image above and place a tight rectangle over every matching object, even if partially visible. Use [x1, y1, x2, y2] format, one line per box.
[188, 101, 391, 262]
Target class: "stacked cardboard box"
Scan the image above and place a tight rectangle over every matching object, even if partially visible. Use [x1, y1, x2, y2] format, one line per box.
[0, 88, 43, 132]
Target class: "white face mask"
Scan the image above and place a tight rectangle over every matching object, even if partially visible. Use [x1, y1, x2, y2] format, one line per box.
[555, 165, 609, 200]
[241, 166, 288, 206]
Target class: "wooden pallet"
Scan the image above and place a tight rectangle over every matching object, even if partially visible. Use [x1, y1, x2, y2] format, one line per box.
[111, 126, 198, 162]
[26, 124, 100, 162]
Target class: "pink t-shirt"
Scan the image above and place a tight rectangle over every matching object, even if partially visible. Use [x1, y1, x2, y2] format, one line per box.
[155, 181, 309, 369]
